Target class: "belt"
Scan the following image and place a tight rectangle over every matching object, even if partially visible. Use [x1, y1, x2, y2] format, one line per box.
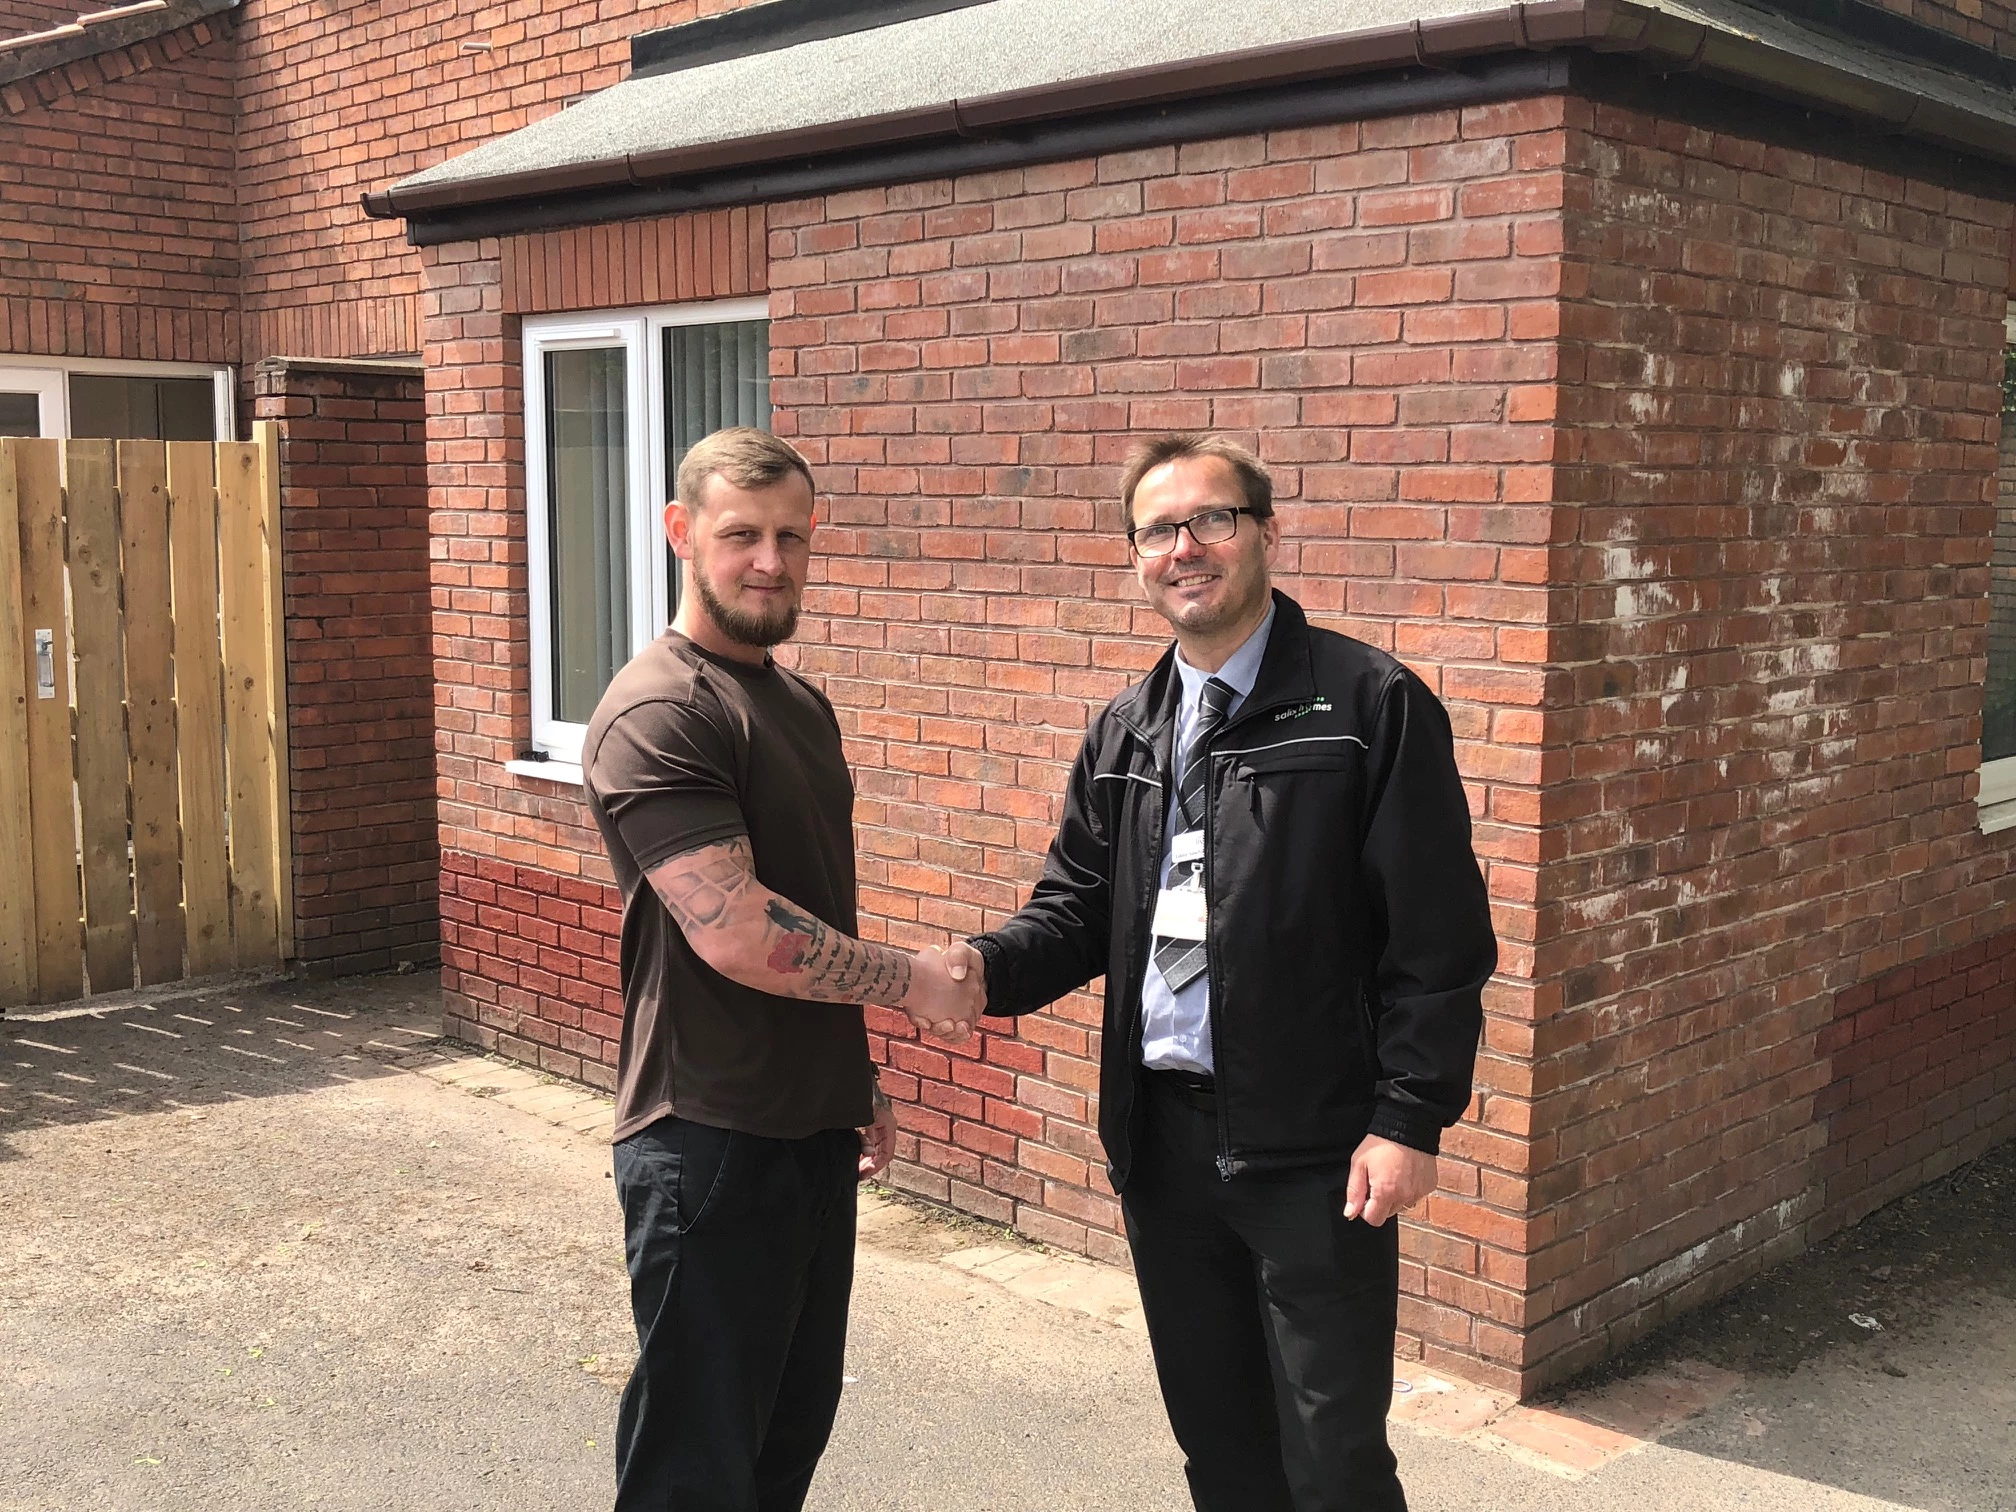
[1146, 1066, 1216, 1096]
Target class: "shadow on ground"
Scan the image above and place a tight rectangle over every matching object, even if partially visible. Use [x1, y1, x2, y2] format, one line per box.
[0, 969, 635, 1512]
[0, 972, 443, 1160]
[1547, 1139, 2016, 1510]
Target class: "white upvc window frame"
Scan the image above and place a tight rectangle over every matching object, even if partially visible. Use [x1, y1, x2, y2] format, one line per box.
[519, 296, 769, 776]
[1979, 760, 2016, 834]
[0, 364, 65, 436]
[1982, 304, 2016, 835]
[0, 354, 235, 440]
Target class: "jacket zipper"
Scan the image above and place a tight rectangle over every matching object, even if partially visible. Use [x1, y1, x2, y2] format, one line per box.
[1202, 736, 1235, 1180]
[1112, 684, 1321, 1184]
[1113, 730, 1170, 1128]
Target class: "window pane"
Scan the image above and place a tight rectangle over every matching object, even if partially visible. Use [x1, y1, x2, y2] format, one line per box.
[0, 392, 38, 436]
[68, 375, 216, 440]
[1988, 343, 2016, 761]
[664, 319, 770, 598]
[157, 378, 217, 440]
[546, 347, 630, 725]
[68, 375, 138, 437]
[663, 318, 770, 486]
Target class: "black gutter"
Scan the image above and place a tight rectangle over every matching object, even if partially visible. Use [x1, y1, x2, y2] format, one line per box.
[394, 53, 1572, 247]
[631, 0, 999, 79]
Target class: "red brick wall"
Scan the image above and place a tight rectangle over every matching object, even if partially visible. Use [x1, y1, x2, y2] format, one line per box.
[423, 104, 1570, 1381]
[1819, 929, 2016, 1221]
[417, 84, 2014, 1395]
[0, 3, 84, 35]
[1862, 0, 2016, 50]
[0, 16, 238, 361]
[1524, 98, 2016, 1385]
[0, 0, 782, 366]
[231, 0, 774, 363]
[254, 358, 441, 975]
[423, 211, 768, 1085]
[766, 109, 1568, 1348]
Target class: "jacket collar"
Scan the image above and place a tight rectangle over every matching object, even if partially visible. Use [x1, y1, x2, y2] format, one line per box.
[1111, 590, 1319, 747]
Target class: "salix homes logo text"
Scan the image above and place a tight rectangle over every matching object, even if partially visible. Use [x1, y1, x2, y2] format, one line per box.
[1274, 699, 1333, 722]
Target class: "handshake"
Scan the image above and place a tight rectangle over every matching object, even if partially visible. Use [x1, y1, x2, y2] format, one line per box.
[899, 940, 986, 1043]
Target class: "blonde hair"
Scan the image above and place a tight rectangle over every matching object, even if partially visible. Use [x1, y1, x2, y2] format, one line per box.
[675, 427, 814, 508]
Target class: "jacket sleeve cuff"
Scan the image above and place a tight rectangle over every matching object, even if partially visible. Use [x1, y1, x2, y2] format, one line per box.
[1366, 1099, 1446, 1155]
[967, 934, 1011, 1015]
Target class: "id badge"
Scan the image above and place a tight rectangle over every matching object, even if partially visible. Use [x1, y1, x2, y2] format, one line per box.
[1152, 888, 1207, 941]
[1153, 828, 1207, 940]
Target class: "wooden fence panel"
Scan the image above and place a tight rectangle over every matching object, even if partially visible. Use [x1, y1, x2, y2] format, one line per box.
[216, 441, 280, 968]
[0, 442, 35, 1005]
[15, 439, 82, 1003]
[67, 439, 135, 994]
[166, 441, 232, 978]
[0, 432, 289, 1013]
[121, 442, 184, 986]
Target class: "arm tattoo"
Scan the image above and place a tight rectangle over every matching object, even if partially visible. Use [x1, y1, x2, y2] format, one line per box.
[761, 898, 912, 1004]
[653, 837, 758, 935]
[648, 838, 914, 1007]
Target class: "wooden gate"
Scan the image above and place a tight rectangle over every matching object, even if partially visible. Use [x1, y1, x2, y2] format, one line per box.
[0, 426, 293, 1009]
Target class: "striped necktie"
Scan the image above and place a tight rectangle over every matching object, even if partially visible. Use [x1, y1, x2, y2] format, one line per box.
[1151, 676, 1237, 993]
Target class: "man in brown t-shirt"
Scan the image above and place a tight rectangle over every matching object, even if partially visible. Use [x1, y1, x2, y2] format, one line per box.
[583, 428, 979, 1512]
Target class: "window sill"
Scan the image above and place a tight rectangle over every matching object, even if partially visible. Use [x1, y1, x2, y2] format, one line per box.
[1978, 754, 2016, 834]
[505, 757, 584, 788]
[1979, 797, 2016, 835]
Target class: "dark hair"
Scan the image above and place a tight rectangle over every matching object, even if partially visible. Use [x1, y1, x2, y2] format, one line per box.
[675, 427, 815, 508]
[1118, 434, 1273, 522]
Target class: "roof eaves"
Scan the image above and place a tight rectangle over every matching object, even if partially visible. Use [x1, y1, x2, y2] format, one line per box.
[364, 0, 1606, 220]
[388, 54, 1574, 245]
[0, 0, 236, 90]
[364, 0, 2016, 236]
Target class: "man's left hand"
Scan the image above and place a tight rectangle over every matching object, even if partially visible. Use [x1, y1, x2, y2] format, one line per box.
[857, 1099, 897, 1180]
[1342, 1134, 1438, 1226]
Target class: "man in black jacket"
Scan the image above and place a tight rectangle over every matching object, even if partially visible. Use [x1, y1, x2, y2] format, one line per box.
[954, 434, 1496, 1512]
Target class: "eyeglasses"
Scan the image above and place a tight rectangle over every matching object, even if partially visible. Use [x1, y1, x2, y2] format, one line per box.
[1127, 506, 1262, 558]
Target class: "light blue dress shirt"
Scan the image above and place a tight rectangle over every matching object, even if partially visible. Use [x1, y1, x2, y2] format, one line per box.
[1139, 604, 1276, 1076]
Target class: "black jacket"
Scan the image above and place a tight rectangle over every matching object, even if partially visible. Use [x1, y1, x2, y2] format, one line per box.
[972, 592, 1496, 1188]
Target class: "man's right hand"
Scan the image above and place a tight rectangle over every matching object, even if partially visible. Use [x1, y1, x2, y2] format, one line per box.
[902, 945, 984, 1043]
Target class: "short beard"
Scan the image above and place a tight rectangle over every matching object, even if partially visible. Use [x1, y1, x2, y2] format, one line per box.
[1156, 572, 1257, 636]
[693, 568, 799, 648]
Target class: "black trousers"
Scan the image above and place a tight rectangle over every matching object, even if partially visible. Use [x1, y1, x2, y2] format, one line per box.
[1122, 1074, 1407, 1512]
[610, 1116, 860, 1512]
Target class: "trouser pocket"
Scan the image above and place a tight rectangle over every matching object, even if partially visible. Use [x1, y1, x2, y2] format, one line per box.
[612, 1116, 737, 1270]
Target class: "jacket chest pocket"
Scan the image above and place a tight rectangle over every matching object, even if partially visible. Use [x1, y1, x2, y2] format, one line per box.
[1224, 735, 1365, 782]
[1219, 737, 1365, 848]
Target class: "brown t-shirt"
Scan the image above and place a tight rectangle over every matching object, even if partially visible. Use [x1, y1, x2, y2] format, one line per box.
[582, 631, 870, 1143]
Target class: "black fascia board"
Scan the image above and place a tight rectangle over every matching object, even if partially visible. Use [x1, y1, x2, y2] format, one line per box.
[631, 0, 999, 79]
[1761, 0, 2015, 86]
[402, 53, 1571, 247]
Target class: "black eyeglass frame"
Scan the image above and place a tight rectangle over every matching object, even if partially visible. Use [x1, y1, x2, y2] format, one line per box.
[1126, 505, 1265, 558]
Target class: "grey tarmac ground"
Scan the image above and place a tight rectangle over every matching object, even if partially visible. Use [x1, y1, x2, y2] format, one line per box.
[1, 972, 2010, 1512]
